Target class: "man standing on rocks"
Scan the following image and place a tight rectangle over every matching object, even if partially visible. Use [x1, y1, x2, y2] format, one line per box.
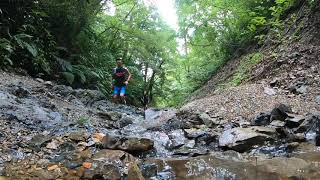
[112, 57, 132, 104]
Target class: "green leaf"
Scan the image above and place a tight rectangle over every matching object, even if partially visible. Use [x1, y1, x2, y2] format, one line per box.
[24, 43, 38, 57]
[14, 33, 33, 39]
[54, 56, 73, 72]
[77, 71, 86, 84]
[62, 72, 75, 85]
[56, 46, 68, 52]
[89, 71, 100, 78]
[4, 57, 13, 66]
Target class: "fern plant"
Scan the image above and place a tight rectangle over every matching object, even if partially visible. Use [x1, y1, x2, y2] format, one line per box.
[0, 38, 14, 66]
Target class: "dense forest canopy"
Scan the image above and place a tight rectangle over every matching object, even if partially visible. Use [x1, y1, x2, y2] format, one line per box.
[0, 0, 317, 107]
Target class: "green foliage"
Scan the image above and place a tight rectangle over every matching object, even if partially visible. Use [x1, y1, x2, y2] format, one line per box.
[77, 117, 90, 126]
[0, 0, 178, 107]
[164, 0, 304, 106]
[0, 38, 14, 66]
[0, 0, 311, 107]
[229, 52, 263, 86]
[62, 72, 75, 85]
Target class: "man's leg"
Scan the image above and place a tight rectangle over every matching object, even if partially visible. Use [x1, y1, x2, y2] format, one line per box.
[113, 86, 120, 103]
[119, 86, 126, 104]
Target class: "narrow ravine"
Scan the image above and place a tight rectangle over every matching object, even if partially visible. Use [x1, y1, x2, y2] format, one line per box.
[0, 71, 320, 179]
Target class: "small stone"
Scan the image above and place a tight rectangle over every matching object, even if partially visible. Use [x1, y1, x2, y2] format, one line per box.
[36, 159, 50, 168]
[82, 162, 92, 169]
[128, 163, 145, 180]
[287, 142, 299, 150]
[117, 115, 134, 128]
[154, 171, 174, 180]
[35, 78, 45, 83]
[311, 66, 318, 73]
[264, 87, 277, 96]
[251, 113, 271, 126]
[270, 104, 292, 121]
[68, 131, 89, 142]
[46, 140, 59, 150]
[59, 142, 76, 153]
[316, 96, 320, 105]
[293, 133, 306, 142]
[102, 135, 154, 152]
[140, 164, 158, 179]
[44, 81, 53, 86]
[48, 112, 63, 122]
[86, 141, 95, 147]
[98, 111, 122, 121]
[184, 128, 206, 138]
[251, 126, 277, 135]
[82, 163, 121, 179]
[270, 79, 279, 87]
[183, 140, 196, 149]
[198, 113, 217, 127]
[48, 164, 59, 171]
[168, 129, 187, 149]
[92, 133, 105, 143]
[289, 74, 296, 79]
[12, 86, 30, 98]
[238, 120, 251, 128]
[33, 169, 56, 180]
[65, 161, 82, 169]
[93, 149, 136, 163]
[296, 85, 308, 94]
[270, 120, 285, 127]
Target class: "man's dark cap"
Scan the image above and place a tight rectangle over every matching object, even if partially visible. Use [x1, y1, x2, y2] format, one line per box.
[116, 57, 123, 61]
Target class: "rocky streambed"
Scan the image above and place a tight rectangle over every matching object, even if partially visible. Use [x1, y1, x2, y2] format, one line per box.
[0, 71, 320, 180]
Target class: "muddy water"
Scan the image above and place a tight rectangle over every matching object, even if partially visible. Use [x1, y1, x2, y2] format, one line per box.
[144, 152, 320, 180]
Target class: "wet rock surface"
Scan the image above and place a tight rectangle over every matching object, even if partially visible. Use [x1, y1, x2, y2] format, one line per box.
[1, 71, 320, 179]
[218, 127, 276, 152]
[101, 135, 154, 152]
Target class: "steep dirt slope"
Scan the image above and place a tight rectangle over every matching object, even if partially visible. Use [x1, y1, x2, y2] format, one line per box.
[183, 3, 320, 120]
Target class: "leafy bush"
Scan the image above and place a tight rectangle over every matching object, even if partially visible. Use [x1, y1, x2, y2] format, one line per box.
[229, 52, 263, 86]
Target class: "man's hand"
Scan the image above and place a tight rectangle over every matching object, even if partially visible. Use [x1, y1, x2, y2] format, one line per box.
[124, 81, 129, 85]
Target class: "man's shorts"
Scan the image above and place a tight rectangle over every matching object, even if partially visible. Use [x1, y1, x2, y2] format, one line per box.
[113, 86, 126, 96]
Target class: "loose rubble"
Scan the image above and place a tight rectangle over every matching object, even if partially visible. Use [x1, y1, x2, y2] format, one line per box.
[0, 70, 320, 179]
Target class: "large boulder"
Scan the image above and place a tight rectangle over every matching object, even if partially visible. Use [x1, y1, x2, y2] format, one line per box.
[218, 127, 276, 152]
[251, 113, 271, 126]
[168, 129, 187, 149]
[270, 104, 292, 121]
[93, 149, 136, 163]
[102, 135, 154, 152]
[82, 163, 121, 179]
[295, 114, 319, 133]
[285, 113, 305, 128]
[198, 112, 217, 127]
